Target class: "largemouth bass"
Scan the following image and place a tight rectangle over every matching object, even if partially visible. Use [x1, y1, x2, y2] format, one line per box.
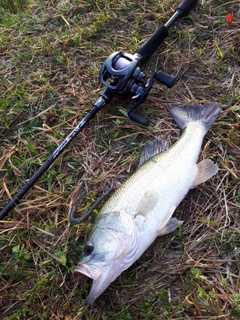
[74, 103, 221, 304]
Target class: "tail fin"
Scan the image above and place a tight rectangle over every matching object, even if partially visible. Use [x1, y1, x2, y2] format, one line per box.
[169, 103, 221, 132]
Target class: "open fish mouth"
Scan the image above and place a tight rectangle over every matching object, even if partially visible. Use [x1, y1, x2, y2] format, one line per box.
[74, 263, 102, 281]
[75, 258, 126, 304]
[75, 262, 116, 304]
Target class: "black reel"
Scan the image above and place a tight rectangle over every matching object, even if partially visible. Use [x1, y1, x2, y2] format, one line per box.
[99, 51, 176, 125]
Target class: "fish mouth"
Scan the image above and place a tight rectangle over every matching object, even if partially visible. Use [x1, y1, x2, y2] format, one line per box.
[74, 261, 119, 304]
[74, 263, 102, 281]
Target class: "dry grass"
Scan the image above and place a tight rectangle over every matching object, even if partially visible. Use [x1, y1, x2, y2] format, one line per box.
[0, 0, 239, 319]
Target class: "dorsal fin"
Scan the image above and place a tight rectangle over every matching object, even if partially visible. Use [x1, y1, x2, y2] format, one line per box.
[138, 139, 168, 167]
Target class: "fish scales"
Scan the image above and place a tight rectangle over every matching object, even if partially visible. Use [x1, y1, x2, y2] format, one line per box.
[74, 102, 221, 304]
[101, 123, 204, 216]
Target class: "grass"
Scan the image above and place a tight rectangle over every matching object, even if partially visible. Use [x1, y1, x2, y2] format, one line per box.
[0, 0, 239, 319]
[0, 0, 26, 13]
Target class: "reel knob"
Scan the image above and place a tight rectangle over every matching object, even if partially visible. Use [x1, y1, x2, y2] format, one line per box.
[128, 111, 150, 126]
[155, 71, 176, 88]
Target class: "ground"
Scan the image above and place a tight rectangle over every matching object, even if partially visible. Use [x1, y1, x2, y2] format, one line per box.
[0, 0, 239, 319]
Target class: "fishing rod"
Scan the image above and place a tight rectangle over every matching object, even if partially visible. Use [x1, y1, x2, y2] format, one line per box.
[0, 0, 198, 220]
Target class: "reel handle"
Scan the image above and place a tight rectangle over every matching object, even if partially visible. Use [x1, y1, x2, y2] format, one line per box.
[128, 111, 150, 126]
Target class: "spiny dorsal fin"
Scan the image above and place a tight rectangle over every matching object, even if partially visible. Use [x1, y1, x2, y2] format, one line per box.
[192, 159, 219, 188]
[138, 139, 168, 168]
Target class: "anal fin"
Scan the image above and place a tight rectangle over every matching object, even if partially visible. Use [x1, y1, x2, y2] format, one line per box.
[157, 218, 183, 236]
[192, 159, 219, 188]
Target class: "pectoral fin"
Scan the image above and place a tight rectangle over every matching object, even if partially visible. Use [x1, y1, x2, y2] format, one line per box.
[135, 190, 159, 217]
[157, 218, 183, 236]
[192, 159, 219, 188]
[134, 191, 159, 231]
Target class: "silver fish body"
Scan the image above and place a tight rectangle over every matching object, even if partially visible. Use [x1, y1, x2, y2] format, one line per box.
[74, 103, 221, 304]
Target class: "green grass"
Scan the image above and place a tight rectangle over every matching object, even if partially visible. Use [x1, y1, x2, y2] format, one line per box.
[0, 0, 26, 13]
[1, 0, 240, 319]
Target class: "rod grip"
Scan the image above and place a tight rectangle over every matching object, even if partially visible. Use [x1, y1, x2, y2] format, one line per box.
[136, 26, 168, 64]
[177, 0, 198, 16]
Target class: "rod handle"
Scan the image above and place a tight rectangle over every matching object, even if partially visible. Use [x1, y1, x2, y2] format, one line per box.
[136, 26, 168, 65]
[177, 0, 198, 16]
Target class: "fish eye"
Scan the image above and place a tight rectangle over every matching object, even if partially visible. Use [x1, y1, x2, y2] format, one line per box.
[84, 243, 94, 255]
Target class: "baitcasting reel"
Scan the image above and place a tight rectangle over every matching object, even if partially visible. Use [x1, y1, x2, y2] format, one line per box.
[99, 51, 176, 125]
